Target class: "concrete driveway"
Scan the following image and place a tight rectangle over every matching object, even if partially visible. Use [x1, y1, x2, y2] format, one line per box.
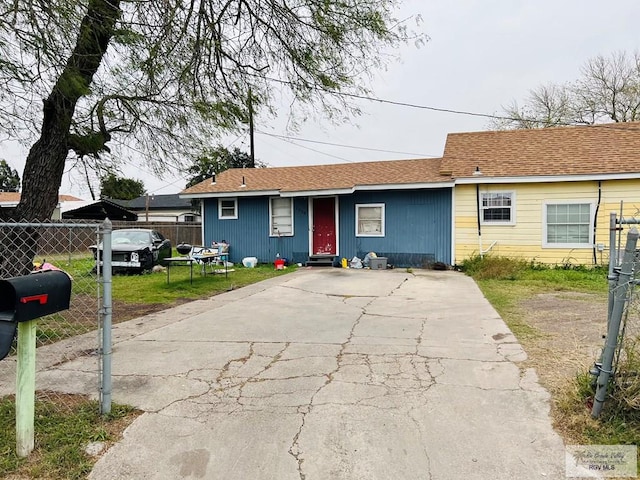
[44, 268, 565, 479]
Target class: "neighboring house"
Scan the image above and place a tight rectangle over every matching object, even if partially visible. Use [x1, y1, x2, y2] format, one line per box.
[443, 124, 640, 266]
[111, 194, 201, 223]
[182, 123, 640, 268]
[181, 160, 453, 267]
[0, 193, 84, 220]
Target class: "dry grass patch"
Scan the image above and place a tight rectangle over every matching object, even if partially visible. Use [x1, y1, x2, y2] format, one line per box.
[0, 393, 141, 479]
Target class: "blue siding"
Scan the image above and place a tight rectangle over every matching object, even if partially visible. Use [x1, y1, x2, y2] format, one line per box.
[203, 188, 452, 267]
[203, 197, 310, 264]
[339, 189, 451, 266]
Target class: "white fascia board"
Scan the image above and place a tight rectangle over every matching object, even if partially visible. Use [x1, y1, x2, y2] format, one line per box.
[179, 190, 281, 199]
[281, 182, 455, 197]
[355, 182, 454, 191]
[183, 181, 456, 200]
[455, 172, 640, 185]
[280, 188, 354, 198]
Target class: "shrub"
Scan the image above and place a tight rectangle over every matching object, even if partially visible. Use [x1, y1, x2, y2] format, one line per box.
[459, 255, 529, 280]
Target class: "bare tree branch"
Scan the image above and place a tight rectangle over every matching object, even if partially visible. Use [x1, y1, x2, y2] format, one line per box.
[492, 50, 640, 129]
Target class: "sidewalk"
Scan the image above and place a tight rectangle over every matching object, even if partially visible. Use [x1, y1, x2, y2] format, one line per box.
[42, 268, 565, 479]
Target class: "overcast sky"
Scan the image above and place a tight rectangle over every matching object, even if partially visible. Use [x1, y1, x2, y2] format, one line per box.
[6, 0, 640, 199]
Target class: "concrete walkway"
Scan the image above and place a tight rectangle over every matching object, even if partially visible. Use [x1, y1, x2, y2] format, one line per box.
[45, 269, 564, 479]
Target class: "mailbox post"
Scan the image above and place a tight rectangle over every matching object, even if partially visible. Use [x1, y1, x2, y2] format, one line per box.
[0, 270, 72, 457]
[17, 319, 36, 457]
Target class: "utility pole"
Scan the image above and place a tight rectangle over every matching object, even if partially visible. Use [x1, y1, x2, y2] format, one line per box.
[248, 88, 255, 168]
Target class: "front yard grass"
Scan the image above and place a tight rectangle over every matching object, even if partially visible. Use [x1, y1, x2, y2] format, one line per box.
[52, 253, 293, 305]
[0, 395, 140, 480]
[110, 262, 293, 305]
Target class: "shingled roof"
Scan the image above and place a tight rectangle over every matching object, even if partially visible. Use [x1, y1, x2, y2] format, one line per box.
[181, 158, 450, 197]
[0, 193, 83, 203]
[441, 123, 640, 179]
[181, 123, 640, 197]
[111, 194, 194, 210]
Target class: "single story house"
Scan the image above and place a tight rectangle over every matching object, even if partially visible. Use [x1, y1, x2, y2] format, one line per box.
[181, 123, 640, 267]
[181, 159, 453, 267]
[1, 193, 83, 220]
[111, 194, 201, 223]
[444, 123, 640, 266]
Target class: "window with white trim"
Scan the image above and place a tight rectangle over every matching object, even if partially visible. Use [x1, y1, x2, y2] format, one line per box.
[218, 198, 237, 219]
[544, 202, 593, 247]
[356, 203, 385, 237]
[481, 191, 515, 224]
[270, 197, 293, 236]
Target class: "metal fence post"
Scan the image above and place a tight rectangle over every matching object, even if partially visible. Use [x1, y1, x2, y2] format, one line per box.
[592, 227, 639, 418]
[100, 218, 113, 415]
[607, 212, 619, 329]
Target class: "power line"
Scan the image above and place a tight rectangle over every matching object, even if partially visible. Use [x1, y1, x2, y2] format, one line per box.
[257, 130, 439, 157]
[255, 74, 640, 131]
[257, 74, 525, 123]
[270, 134, 353, 162]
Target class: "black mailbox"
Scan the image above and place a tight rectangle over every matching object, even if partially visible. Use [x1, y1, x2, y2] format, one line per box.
[0, 270, 72, 360]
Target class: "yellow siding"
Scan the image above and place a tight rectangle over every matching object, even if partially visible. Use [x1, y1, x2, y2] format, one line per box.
[454, 179, 640, 266]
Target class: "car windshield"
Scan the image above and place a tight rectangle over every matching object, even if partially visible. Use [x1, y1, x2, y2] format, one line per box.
[113, 231, 151, 245]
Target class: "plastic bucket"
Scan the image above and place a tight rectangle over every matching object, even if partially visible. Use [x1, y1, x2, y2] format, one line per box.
[242, 257, 258, 268]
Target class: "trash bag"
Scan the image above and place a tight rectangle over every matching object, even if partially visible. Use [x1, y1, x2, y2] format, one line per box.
[350, 256, 363, 269]
[363, 251, 377, 267]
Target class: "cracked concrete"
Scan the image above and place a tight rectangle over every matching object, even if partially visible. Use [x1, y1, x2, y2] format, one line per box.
[21, 268, 565, 479]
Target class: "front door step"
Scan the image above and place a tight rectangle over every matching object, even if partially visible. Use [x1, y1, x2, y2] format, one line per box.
[305, 255, 335, 267]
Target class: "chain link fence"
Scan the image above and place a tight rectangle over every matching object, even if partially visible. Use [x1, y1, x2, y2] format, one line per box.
[0, 221, 106, 414]
[591, 212, 640, 416]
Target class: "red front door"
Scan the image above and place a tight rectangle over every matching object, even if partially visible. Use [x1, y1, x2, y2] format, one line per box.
[312, 197, 336, 255]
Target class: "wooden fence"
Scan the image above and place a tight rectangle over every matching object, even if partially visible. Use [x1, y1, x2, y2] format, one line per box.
[111, 221, 202, 247]
[29, 220, 202, 255]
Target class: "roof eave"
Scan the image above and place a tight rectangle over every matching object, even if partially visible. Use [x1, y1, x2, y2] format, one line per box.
[180, 189, 282, 199]
[280, 182, 455, 197]
[182, 181, 455, 199]
[355, 181, 454, 191]
[455, 172, 640, 185]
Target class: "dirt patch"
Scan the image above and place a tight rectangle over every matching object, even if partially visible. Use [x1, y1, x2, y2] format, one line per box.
[111, 298, 191, 323]
[64, 294, 193, 327]
[518, 291, 607, 387]
[517, 291, 608, 441]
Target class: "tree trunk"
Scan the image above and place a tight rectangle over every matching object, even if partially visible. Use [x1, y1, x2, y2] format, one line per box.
[0, 0, 120, 276]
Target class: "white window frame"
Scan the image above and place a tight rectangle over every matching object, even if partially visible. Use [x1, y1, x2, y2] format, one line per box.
[269, 197, 294, 237]
[356, 203, 385, 237]
[218, 198, 238, 219]
[543, 201, 595, 248]
[480, 191, 516, 225]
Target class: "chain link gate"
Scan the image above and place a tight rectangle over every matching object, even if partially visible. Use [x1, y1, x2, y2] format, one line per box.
[0, 220, 112, 415]
[591, 212, 640, 417]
